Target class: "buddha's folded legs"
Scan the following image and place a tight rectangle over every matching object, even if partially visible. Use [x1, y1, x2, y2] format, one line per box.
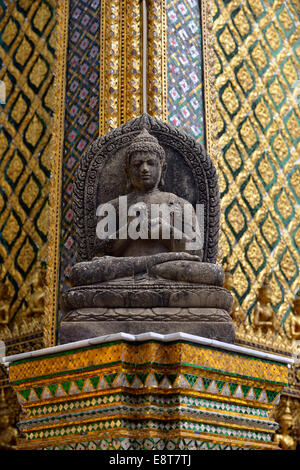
[69, 252, 201, 287]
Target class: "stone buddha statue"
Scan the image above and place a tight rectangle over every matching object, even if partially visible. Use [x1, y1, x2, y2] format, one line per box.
[94, 128, 203, 259]
[59, 114, 234, 344]
[69, 129, 206, 288]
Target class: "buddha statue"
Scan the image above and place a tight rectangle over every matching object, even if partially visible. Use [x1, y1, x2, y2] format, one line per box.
[253, 280, 277, 332]
[94, 129, 203, 259]
[223, 267, 244, 325]
[60, 114, 234, 344]
[274, 400, 296, 450]
[25, 264, 46, 318]
[69, 129, 208, 288]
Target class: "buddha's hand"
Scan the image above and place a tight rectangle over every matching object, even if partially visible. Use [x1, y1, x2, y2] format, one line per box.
[148, 216, 173, 239]
[147, 252, 201, 267]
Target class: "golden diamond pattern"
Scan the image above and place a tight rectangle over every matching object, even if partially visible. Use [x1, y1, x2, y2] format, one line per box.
[213, 0, 300, 349]
[0, 0, 56, 327]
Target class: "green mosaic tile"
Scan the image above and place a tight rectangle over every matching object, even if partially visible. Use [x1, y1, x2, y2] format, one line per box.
[241, 385, 251, 398]
[19, 389, 30, 401]
[125, 374, 135, 386]
[202, 377, 212, 391]
[61, 381, 71, 395]
[154, 373, 164, 385]
[167, 374, 177, 386]
[183, 374, 199, 387]
[89, 376, 100, 390]
[216, 380, 225, 392]
[266, 390, 279, 403]
[137, 373, 149, 385]
[34, 387, 44, 400]
[48, 383, 58, 397]
[229, 383, 238, 396]
[104, 373, 118, 387]
[75, 379, 85, 391]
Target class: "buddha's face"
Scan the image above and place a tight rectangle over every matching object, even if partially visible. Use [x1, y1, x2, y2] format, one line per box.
[260, 286, 271, 304]
[128, 151, 162, 192]
[281, 416, 293, 433]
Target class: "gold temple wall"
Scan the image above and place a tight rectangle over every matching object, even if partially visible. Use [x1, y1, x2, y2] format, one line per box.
[0, 0, 56, 338]
[213, 0, 299, 354]
[0, 0, 57, 437]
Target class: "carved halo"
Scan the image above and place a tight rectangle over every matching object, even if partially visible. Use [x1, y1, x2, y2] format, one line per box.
[72, 114, 220, 263]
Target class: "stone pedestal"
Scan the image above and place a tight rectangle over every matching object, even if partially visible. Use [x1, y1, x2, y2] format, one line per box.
[60, 279, 235, 344]
[59, 307, 235, 344]
[4, 332, 293, 450]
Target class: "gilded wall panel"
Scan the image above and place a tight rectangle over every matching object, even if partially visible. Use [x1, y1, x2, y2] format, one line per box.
[0, 0, 57, 438]
[99, 0, 143, 135]
[212, 0, 300, 353]
[0, 0, 56, 333]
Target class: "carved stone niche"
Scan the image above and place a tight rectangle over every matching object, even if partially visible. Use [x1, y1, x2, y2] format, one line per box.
[59, 114, 234, 344]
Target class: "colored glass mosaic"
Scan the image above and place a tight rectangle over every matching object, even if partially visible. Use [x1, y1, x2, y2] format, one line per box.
[59, 0, 100, 292]
[26, 393, 270, 419]
[15, 369, 281, 408]
[40, 437, 245, 450]
[167, 0, 205, 144]
[213, 0, 300, 345]
[10, 339, 287, 450]
[9, 340, 288, 386]
[0, 0, 56, 324]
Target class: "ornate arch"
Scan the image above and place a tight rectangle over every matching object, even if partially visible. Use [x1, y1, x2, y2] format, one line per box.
[73, 113, 220, 264]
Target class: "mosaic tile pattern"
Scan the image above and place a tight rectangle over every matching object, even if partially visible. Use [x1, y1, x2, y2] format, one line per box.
[15, 370, 281, 408]
[166, 0, 300, 348]
[213, 0, 300, 344]
[41, 437, 245, 450]
[59, 0, 100, 292]
[26, 393, 270, 419]
[10, 339, 286, 449]
[0, 0, 56, 325]
[24, 417, 273, 443]
[166, 0, 205, 144]
[9, 340, 288, 386]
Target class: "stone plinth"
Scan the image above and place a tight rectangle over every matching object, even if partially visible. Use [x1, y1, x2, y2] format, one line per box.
[60, 279, 235, 344]
[4, 333, 293, 450]
[59, 306, 235, 344]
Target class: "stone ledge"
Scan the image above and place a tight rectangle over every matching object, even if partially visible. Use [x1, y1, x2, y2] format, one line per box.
[58, 320, 235, 344]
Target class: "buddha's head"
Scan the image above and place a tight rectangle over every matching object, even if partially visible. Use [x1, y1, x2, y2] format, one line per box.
[280, 401, 293, 434]
[125, 129, 167, 192]
[258, 280, 271, 305]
